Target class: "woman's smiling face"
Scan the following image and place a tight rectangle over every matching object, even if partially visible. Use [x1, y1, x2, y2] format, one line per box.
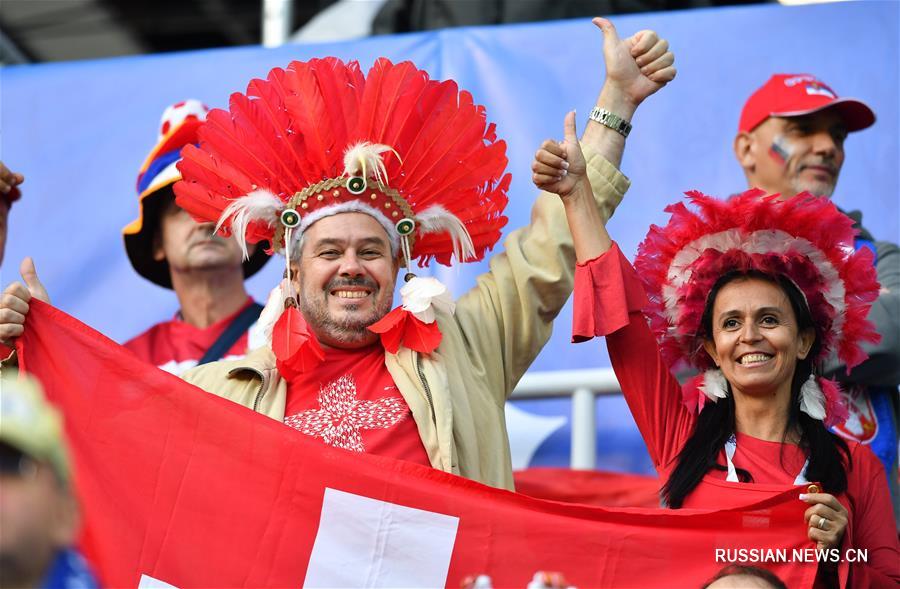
[703, 276, 815, 400]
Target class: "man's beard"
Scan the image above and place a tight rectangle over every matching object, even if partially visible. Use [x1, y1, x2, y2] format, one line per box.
[789, 156, 839, 198]
[298, 277, 393, 345]
[791, 175, 836, 198]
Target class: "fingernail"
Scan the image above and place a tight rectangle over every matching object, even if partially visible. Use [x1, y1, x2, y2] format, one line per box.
[799, 494, 808, 500]
[561, 170, 568, 177]
[561, 161, 570, 170]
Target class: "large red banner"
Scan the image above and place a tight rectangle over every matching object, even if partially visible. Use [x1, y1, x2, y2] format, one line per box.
[16, 301, 823, 588]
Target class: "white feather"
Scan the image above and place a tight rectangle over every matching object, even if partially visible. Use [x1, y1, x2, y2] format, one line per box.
[400, 276, 456, 323]
[700, 369, 729, 401]
[416, 205, 475, 263]
[215, 189, 284, 260]
[257, 278, 290, 346]
[343, 142, 396, 185]
[799, 374, 826, 421]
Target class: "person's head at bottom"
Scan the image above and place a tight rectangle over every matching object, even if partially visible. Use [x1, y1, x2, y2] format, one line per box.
[0, 371, 77, 589]
[703, 564, 788, 589]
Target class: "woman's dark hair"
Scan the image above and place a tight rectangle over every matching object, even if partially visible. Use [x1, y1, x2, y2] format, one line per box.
[661, 270, 851, 508]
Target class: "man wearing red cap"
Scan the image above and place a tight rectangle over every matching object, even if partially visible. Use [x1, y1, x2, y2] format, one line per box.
[733, 73, 899, 525]
[118, 100, 271, 375]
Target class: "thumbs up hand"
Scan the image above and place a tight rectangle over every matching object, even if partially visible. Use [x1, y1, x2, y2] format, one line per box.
[0, 257, 50, 346]
[532, 111, 586, 200]
[594, 17, 676, 111]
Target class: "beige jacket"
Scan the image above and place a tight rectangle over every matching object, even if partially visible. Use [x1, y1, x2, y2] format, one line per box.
[184, 148, 629, 490]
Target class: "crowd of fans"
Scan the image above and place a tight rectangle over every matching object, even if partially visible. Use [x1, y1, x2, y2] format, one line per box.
[0, 13, 897, 588]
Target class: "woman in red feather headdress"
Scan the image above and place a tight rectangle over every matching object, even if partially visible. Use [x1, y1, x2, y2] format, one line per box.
[532, 112, 900, 587]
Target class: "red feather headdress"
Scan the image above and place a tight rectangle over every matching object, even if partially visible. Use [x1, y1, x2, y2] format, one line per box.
[634, 190, 881, 426]
[173, 57, 511, 369]
[174, 57, 509, 266]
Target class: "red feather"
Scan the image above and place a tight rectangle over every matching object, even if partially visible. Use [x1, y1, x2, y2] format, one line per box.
[282, 62, 333, 175]
[248, 71, 316, 185]
[271, 306, 325, 380]
[228, 91, 303, 192]
[368, 307, 442, 354]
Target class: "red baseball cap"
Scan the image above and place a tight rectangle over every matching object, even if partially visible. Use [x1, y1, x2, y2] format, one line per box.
[738, 74, 875, 133]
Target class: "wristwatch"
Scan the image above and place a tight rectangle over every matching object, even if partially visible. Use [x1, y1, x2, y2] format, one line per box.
[588, 107, 632, 139]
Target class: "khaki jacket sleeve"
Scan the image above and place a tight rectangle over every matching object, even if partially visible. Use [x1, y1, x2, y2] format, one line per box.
[450, 146, 629, 403]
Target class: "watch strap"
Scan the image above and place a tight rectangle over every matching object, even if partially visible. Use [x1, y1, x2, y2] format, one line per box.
[588, 107, 632, 138]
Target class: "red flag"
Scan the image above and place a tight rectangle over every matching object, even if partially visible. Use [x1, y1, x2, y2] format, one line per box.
[18, 301, 822, 588]
[514, 468, 661, 508]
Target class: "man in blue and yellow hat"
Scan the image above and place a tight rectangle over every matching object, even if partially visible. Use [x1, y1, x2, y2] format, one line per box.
[121, 100, 269, 375]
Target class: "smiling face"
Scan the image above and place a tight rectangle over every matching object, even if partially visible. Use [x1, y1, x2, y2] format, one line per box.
[293, 212, 399, 349]
[734, 110, 848, 199]
[703, 277, 815, 401]
[153, 195, 245, 275]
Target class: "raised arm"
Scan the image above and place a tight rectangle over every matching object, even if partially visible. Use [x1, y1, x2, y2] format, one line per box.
[580, 18, 676, 169]
[449, 18, 675, 401]
[531, 27, 696, 470]
[533, 16, 676, 263]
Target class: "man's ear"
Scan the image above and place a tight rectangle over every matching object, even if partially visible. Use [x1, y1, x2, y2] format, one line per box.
[286, 259, 302, 290]
[152, 223, 166, 262]
[152, 193, 176, 262]
[733, 131, 756, 172]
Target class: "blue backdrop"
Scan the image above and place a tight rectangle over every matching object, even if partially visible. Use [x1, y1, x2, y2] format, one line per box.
[2, 1, 897, 473]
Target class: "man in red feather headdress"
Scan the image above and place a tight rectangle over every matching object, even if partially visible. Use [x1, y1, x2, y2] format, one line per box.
[733, 74, 900, 525]
[1, 18, 676, 489]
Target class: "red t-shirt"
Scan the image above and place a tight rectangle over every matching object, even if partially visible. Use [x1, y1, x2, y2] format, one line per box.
[283, 342, 431, 466]
[573, 244, 900, 588]
[123, 298, 260, 375]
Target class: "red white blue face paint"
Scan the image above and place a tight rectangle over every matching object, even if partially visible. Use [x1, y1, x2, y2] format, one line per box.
[768, 134, 794, 166]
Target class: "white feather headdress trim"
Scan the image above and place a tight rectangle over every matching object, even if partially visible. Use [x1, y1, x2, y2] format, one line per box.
[292, 201, 400, 257]
[662, 228, 846, 337]
[416, 205, 475, 263]
[700, 369, 729, 401]
[215, 189, 284, 260]
[343, 142, 398, 185]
